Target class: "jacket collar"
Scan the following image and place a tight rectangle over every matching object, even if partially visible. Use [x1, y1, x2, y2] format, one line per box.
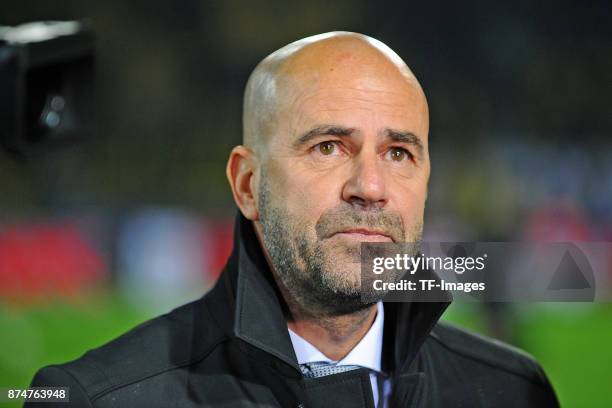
[219, 213, 451, 375]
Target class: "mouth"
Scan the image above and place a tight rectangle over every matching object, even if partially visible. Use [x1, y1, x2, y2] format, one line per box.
[330, 228, 394, 243]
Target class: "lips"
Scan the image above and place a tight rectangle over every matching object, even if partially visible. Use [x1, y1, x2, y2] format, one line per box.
[330, 228, 394, 242]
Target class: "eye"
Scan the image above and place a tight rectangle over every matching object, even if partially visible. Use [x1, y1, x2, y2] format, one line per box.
[310, 140, 346, 161]
[387, 147, 411, 162]
[318, 141, 337, 155]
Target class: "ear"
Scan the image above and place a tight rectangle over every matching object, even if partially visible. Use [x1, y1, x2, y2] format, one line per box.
[226, 145, 259, 221]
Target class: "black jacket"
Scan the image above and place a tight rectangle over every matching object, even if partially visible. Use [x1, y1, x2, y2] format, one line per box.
[27, 215, 559, 408]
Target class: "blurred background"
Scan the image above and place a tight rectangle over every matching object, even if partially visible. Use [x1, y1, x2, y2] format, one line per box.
[0, 1, 611, 407]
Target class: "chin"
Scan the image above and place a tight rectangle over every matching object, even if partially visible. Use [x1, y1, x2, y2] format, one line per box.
[320, 266, 362, 292]
[320, 241, 362, 263]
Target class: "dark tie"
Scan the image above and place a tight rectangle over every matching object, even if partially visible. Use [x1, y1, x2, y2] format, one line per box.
[299, 361, 362, 379]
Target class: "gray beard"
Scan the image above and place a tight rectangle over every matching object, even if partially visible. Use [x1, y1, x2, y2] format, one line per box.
[257, 173, 422, 317]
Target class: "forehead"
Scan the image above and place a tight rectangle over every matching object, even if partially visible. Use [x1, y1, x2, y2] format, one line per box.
[276, 74, 429, 141]
[259, 37, 430, 147]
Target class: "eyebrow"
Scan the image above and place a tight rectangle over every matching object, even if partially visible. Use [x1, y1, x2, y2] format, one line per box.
[383, 129, 425, 158]
[293, 124, 425, 158]
[293, 125, 356, 149]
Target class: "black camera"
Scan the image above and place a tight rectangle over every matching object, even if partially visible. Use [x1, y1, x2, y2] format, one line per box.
[0, 21, 94, 156]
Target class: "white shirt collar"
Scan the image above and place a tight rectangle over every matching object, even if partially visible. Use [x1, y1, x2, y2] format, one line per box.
[288, 302, 384, 373]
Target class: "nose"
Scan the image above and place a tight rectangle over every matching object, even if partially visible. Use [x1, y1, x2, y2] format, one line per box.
[341, 151, 388, 210]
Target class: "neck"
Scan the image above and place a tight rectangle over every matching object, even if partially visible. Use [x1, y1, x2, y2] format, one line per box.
[287, 302, 378, 361]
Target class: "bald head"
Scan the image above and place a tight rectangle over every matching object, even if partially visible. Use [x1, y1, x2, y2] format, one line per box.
[229, 32, 431, 314]
[243, 31, 427, 155]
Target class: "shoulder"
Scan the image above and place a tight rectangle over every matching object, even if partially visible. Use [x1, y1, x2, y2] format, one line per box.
[428, 320, 552, 388]
[28, 293, 227, 404]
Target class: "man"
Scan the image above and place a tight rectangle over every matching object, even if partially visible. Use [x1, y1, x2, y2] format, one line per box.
[28, 32, 559, 407]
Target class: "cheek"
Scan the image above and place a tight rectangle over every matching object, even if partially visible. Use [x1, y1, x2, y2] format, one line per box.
[389, 181, 427, 226]
[266, 160, 340, 226]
